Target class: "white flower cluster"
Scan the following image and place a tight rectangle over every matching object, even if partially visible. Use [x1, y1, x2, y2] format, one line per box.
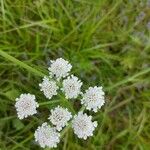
[15, 93, 39, 119]
[48, 106, 72, 131]
[62, 75, 82, 99]
[81, 86, 105, 112]
[48, 58, 72, 80]
[14, 58, 106, 148]
[39, 76, 58, 99]
[72, 112, 97, 139]
[34, 122, 60, 148]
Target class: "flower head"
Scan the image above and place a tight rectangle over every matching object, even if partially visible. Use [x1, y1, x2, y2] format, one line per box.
[48, 106, 72, 131]
[15, 93, 39, 119]
[39, 77, 58, 99]
[34, 122, 60, 148]
[48, 58, 72, 79]
[62, 75, 82, 99]
[72, 112, 97, 140]
[81, 86, 105, 112]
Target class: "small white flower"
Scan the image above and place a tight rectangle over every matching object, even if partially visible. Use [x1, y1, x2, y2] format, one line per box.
[72, 112, 97, 140]
[81, 86, 105, 112]
[48, 106, 72, 131]
[34, 122, 60, 148]
[39, 77, 58, 99]
[62, 75, 82, 99]
[15, 93, 39, 119]
[48, 58, 72, 79]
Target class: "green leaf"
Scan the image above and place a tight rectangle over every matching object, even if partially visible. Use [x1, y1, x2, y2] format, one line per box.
[5, 89, 20, 101]
[13, 119, 24, 130]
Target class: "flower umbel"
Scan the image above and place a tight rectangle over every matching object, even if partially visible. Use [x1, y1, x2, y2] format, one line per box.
[15, 93, 39, 119]
[39, 77, 58, 99]
[48, 58, 72, 79]
[48, 106, 72, 131]
[72, 112, 97, 140]
[34, 122, 60, 148]
[14, 57, 107, 148]
[62, 75, 82, 99]
[81, 86, 105, 112]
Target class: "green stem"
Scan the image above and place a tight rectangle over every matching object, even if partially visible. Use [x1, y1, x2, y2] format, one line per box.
[0, 50, 46, 77]
[106, 68, 150, 91]
[39, 100, 60, 106]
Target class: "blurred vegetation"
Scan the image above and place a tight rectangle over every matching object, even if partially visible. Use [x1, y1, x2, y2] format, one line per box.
[0, 0, 150, 150]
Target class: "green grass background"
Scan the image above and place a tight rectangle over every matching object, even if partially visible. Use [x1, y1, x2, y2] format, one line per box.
[0, 0, 150, 149]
